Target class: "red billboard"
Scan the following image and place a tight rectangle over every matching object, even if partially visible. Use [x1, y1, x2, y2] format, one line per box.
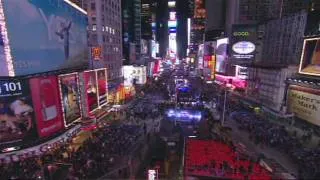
[84, 71, 98, 112]
[29, 76, 64, 138]
[59, 73, 81, 126]
[96, 68, 108, 106]
[0, 79, 38, 145]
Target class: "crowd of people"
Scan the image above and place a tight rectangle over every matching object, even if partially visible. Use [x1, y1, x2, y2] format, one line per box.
[233, 111, 320, 179]
[0, 123, 143, 180]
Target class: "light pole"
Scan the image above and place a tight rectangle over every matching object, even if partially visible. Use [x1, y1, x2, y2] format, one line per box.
[221, 87, 227, 126]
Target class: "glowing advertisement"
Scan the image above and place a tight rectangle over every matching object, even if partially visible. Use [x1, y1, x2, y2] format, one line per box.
[96, 68, 108, 106]
[29, 76, 64, 138]
[169, 33, 177, 58]
[123, 66, 147, 86]
[0, 79, 37, 145]
[59, 73, 81, 126]
[168, 21, 177, 28]
[299, 38, 320, 76]
[287, 85, 320, 127]
[231, 25, 256, 61]
[84, 71, 98, 112]
[235, 65, 248, 79]
[216, 38, 228, 73]
[2, 0, 88, 76]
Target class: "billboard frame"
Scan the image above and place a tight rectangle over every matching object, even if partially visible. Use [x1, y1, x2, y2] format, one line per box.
[58, 72, 82, 128]
[95, 68, 108, 108]
[298, 37, 320, 76]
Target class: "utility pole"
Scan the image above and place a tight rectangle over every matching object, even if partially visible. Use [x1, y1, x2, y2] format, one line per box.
[221, 87, 227, 126]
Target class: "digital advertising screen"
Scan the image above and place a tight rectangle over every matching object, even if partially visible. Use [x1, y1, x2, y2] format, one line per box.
[58, 73, 81, 126]
[29, 76, 64, 138]
[96, 68, 108, 106]
[215, 38, 228, 74]
[0, 79, 38, 145]
[2, 0, 88, 76]
[231, 25, 256, 62]
[299, 37, 320, 76]
[84, 71, 98, 112]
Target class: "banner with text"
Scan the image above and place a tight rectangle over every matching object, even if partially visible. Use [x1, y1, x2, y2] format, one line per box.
[287, 85, 320, 127]
[0, 79, 38, 145]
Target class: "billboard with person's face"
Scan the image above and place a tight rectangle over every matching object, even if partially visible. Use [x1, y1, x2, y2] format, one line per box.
[96, 68, 108, 106]
[299, 37, 320, 76]
[58, 73, 81, 126]
[1, 0, 88, 76]
[0, 79, 37, 144]
[29, 76, 64, 138]
[83, 71, 98, 112]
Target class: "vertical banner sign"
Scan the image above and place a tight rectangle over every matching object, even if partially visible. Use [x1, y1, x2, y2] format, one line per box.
[59, 73, 81, 126]
[210, 55, 216, 80]
[0, 79, 38, 144]
[96, 68, 108, 106]
[231, 24, 257, 63]
[29, 76, 64, 138]
[84, 71, 98, 112]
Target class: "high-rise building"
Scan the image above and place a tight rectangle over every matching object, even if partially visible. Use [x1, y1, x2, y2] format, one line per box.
[122, 0, 142, 64]
[71, 0, 123, 102]
[189, 0, 206, 54]
[141, 0, 153, 40]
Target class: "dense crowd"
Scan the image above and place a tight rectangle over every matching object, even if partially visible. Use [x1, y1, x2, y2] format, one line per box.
[0, 124, 142, 180]
[233, 111, 320, 179]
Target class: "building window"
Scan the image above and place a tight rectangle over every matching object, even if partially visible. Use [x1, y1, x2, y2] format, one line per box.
[91, 3, 96, 10]
[92, 24, 97, 31]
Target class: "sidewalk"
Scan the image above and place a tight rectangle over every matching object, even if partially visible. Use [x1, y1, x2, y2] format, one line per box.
[224, 117, 299, 177]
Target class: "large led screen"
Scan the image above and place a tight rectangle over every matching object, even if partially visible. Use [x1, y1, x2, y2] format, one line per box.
[0, 79, 37, 144]
[29, 76, 64, 138]
[299, 38, 320, 76]
[84, 71, 98, 112]
[59, 73, 81, 126]
[2, 0, 88, 76]
[96, 69, 108, 106]
[216, 38, 228, 74]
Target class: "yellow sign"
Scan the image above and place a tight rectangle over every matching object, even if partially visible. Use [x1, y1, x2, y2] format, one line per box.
[91, 46, 102, 61]
[287, 85, 320, 126]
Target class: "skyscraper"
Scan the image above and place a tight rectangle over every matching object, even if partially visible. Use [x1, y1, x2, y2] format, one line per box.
[189, 0, 206, 54]
[71, 0, 123, 102]
[122, 0, 142, 64]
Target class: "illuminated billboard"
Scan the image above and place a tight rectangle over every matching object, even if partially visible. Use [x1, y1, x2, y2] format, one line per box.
[168, 1, 176, 8]
[58, 73, 81, 127]
[169, 33, 177, 58]
[299, 37, 320, 76]
[96, 68, 108, 106]
[0, 79, 38, 145]
[29, 76, 64, 138]
[168, 21, 177, 28]
[123, 66, 147, 86]
[287, 85, 320, 127]
[231, 25, 256, 62]
[83, 70, 98, 112]
[1, 0, 88, 76]
[216, 38, 228, 74]
[169, 12, 176, 21]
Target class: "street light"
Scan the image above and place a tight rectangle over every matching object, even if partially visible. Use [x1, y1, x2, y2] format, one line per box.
[221, 82, 232, 126]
